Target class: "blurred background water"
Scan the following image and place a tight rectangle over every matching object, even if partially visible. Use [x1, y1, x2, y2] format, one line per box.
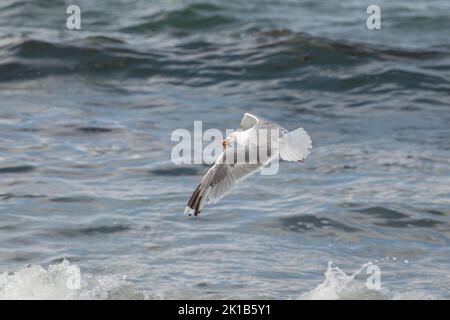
[0, 0, 449, 299]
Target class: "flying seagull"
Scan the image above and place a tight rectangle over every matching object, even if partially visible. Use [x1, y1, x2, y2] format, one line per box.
[184, 113, 312, 216]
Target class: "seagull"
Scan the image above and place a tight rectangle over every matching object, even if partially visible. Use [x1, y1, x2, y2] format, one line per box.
[184, 113, 312, 216]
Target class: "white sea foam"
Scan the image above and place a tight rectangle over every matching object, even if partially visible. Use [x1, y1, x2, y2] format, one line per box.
[299, 261, 436, 300]
[0, 259, 142, 300]
[299, 261, 385, 300]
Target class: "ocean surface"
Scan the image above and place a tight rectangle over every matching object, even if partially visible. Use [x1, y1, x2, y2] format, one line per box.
[0, 0, 450, 299]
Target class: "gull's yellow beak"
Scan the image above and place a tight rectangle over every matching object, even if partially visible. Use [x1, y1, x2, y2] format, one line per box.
[221, 139, 229, 149]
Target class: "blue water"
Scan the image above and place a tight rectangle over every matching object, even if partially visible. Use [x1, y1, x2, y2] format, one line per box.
[0, 0, 449, 299]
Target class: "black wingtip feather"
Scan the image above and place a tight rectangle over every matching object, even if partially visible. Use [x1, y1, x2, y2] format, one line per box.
[187, 183, 205, 217]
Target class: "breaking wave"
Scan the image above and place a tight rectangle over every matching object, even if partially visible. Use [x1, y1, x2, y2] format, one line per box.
[0, 260, 142, 300]
[300, 262, 436, 300]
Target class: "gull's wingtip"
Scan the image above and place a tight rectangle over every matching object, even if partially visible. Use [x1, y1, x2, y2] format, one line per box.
[184, 206, 193, 216]
[184, 206, 197, 217]
[243, 112, 258, 119]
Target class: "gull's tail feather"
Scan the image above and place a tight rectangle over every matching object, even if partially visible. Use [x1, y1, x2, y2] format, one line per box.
[280, 127, 312, 162]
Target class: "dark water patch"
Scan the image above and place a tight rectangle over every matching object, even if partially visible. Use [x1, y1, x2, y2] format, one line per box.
[400, 106, 421, 112]
[49, 196, 97, 203]
[231, 34, 373, 82]
[21, 194, 46, 199]
[0, 61, 31, 81]
[149, 167, 201, 176]
[196, 281, 212, 288]
[176, 39, 220, 52]
[353, 207, 409, 219]
[0, 224, 16, 231]
[51, 225, 132, 238]
[76, 127, 118, 134]
[77, 35, 127, 46]
[425, 209, 447, 216]
[259, 28, 293, 38]
[0, 37, 162, 81]
[17, 127, 40, 133]
[9, 38, 132, 60]
[11, 255, 34, 263]
[279, 214, 359, 233]
[0, 193, 46, 200]
[375, 218, 443, 228]
[123, 3, 234, 34]
[351, 207, 447, 229]
[283, 68, 448, 93]
[0, 193, 13, 200]
[43, 124, 123, 137]
[254, 31, 448, 67]
[0, 165, 35, 174]
[379, 47, 447, 60]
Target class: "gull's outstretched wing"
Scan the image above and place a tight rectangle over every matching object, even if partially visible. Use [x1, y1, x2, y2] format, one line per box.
[242, 113, 311, 162]
[184, 157, 262, 216]
[239, 113, 259, 130]
[240, 113, 288, 138]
